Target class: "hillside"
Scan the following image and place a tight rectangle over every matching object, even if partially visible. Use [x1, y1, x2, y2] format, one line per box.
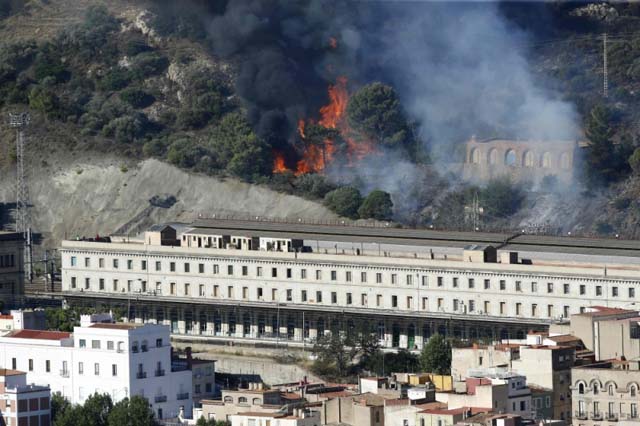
[2, 0, 640, 241]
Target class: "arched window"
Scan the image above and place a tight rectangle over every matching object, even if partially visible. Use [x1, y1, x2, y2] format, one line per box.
[470, 148, 481, 164]
[609, 384, 614, 395]
[523, 151, 535, 167]
[488, 149, 498, 165]
[541, 152, 552, 168]
[631, 385, 637, 397]
[593, 383, 599, 395]
[560, 152, 570, 170]
[252, 398, 262, 405]
[505, 150, 516, 166]
[223, 396, 233, 403]
[578, 383, 585, 394]
[238, 397, 248, 404]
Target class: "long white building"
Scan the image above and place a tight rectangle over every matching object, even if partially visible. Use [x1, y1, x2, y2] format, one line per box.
[58, 219, 640, 349]
[0, 317, 192, 420]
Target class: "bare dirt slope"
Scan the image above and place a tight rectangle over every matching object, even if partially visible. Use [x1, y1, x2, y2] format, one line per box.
[0, 157, 337, 246]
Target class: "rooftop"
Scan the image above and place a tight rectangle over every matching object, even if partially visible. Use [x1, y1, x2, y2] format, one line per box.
[421, 407, 490, 416]
[0, 368, 25, 377]
[89, 323, 144, 330]
[7, 329, 71, 340]
[576, 306, 638, 317]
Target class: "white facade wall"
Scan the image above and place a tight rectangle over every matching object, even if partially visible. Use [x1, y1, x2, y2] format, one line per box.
[0, 324, 192, 420]
[60, 240, 640, 324]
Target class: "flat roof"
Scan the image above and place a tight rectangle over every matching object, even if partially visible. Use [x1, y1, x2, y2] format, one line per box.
[191, 218, 640, 259]
[89, 323, 143, 330]
[8, 330, 71, 340]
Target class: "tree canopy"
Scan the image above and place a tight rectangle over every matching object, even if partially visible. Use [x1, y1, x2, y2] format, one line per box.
[358, 189, 393, 220]
[346, 82, 414, 151]
[419, 334, 452, 375]
[324, 186, 363, 219]
[107, 396, 157, 426]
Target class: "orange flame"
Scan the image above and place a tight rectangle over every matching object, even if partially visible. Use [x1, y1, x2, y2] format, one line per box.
[274, 76, 377, 175]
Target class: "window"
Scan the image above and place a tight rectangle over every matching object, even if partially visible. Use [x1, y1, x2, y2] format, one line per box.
[437, 298, 444, 309]
[468, 278, 474, 289]
[407, 274, 413, 285]
[376, 273, 382, 284]
[563, 283, 570, 294]
[531, 282, 537, 292]
[286, 289, 292, 301]
[127, 259, 133, 270]
[85, 278, 90, 289]
[612, 286, 619, 297]
[301, 269, 307, 279]
[272, 267, 278, 278]
[79, 339, 87, 348]
[316, 291, 322, 303]
[45, 360, 50, 372]
[199, 263, 205, 274]
[515, 281, 522, 292]
[500, 280, 506, 290]
[531, 304, 537, 317]
[11, 358, 16, 369]
[301, 290, 307, 302]
[286, 268, 292, 278]
[632, 403, 638, 419]
[392, 295, 398, 308]
[377, 295, 383, 307]
[547, 304, 554, 317]
[609, 385, 614, 396]
[580, 284, 586, 295]
[363, 294, 369, 306]
[331, 271, 337, 281]
[170, 262, 176, 272]
[500, 302, 506, 314]
[484, 279, 490, 289]
[199, 284, 205, 297]
[107, 341, 114, 350]
[156, 338, 163, 347]
[564, 306, 570, 318]
[331, 292, 337, 304]
[112, 364, 117, 376]
[212, 264, 219, 274]
[71, 276, 77, 288]
[316, 270, 322, 280]
[98, 258, 105, 268]
[632, 385, 637, 397]
[213, 285, 219, 297]
[91, 340, 101, 349]
[391, 274, 397, 284]
[84, 257, 90, 267]
[630, 287, 636, 298]
[547, 282, 553, 293]
[227, 265, 234, 275]
[141, 260, 147, 270]
[347, 293, 352, 305]
[227, 286, 234, 298]
[484, 301, 490, 313]
[468, 300, 475, 312]
[516, 303, 522, 315]
[155, 261, 161, 271]
[422, 297, 428, 310]
[71, 256, 77, 266]
[346, 271, 352, 282]
[94, 363, 100, 375]
[438, 277, 444, 287]
[596, 285, 602, 296]
[256, 266, 262, 276]
[453, 277, 459, 288]
[453, 299, 459, 311]
[272, 288, 277, 300]
[593, 384, 599, 395]
[184, 283, 190, 296]
[361, 272, 367, 283]
[422, 276, 428, 286]
[79, 362, 84, 375]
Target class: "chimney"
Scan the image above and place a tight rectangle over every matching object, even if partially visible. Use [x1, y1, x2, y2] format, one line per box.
[186, 346, 193, 369]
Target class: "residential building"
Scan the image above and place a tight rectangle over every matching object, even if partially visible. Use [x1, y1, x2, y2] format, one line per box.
[572, 359, 640, 426]
[321, 393, 385, 426]
[0, 368, 51, 426]
[230, 408, 320, 426]
[0, 232, 24, 307]
[59, 220, 640, 350]
[0, 309, 46, 333]
[0, 316, 192, 420]
[201, 385, 302, 422]
[418, 407, 490, 426]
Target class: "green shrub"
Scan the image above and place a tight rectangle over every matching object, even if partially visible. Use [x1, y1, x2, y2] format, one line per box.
[129, 52, 169, 80]
[480, 178, 524, 218]
[119, 87, 155, 108]
[97, 68, 131, 91]
[358, 190, 393, 220]
[324, 186, 363, 219]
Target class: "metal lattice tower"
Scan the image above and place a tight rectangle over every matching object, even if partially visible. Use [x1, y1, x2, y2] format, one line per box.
[9, 112, 32, 281]
[603, 32, 608, 98]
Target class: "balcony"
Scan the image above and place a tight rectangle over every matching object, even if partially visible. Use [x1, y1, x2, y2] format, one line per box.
[591, 412, 603, 421]
[141, 345, 148, 352]
[154, 395, 167, 403]
[136, 371, 147, 379]
[177, 392, 189, 401]
[606, 413, 618, 421]
[574, 412, 588, 420]
[59, 370, 69, 378]
[132, 347, 139, 353]
[154, 369, 165, 377]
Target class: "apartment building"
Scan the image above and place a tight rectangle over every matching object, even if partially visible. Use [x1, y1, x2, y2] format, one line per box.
[59, 220, 640, 349]
[230, 408, 320, 426]
[572, 359, 640, 426]
[0, 232, 24, 307]
[0, 368, 51, 426]
[0, 318, 192, 420]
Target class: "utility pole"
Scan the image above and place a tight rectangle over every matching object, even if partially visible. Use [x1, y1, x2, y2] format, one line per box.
[9, 112, 32, 282]
[603, 32, 608, 98]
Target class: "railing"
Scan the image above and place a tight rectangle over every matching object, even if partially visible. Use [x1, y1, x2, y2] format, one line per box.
[574, 411, 588, 420]
[59, 370, 69, 378]
[154, 395, 167, 403]
[606, 413, 618, 421]
[177, 392, 189, 400]
[591, 412, 603, 420]
[155, 369, 165, 377]
[136, 372, 147, 379]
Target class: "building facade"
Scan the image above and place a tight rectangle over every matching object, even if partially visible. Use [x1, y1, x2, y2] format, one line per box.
[58, 220, 640, 350]
[0, 232, 24, 308]
[572, 360, 640, 426]
[0, 322, 192, 420]
[0, 368, 50, 426]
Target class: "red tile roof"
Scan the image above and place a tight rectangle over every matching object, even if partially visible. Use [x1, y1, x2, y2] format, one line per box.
[8, 330, 71, 340]
[0, 315, 14, 320]
[0, 368, 25, 376]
